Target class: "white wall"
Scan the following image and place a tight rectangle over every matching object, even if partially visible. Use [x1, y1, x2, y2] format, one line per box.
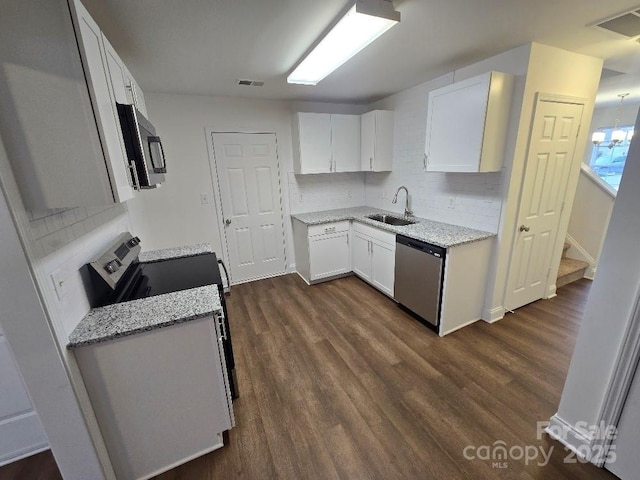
[566, 169, 615, 276]
[482, 43, 602, 318]
[365, 49, 529, 233]
[126, 93, 366, 270]
[554, 108, 640, 448]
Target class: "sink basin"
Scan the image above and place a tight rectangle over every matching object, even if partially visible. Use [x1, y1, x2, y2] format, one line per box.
[366, 214, 416, 226]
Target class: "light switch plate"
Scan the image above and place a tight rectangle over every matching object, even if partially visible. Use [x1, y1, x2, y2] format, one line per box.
[51, 268, 67, 301]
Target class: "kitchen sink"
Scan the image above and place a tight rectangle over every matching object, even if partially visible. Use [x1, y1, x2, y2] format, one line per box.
[366, 214, 416, 226]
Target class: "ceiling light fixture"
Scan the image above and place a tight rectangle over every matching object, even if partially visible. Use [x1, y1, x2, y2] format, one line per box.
[287, 0, 400, 86]
[592, 93, 631, 149]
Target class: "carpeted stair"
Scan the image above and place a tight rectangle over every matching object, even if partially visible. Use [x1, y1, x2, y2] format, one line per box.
[557, 242, 589, 288]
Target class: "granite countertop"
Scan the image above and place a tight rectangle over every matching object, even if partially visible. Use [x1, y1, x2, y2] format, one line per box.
[291, 207, 494, 248]
[138, 243, 213, 263]
[67, 285, 222, 349]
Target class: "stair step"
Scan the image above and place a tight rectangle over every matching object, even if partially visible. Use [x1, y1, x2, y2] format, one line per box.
[557, 258, 589, 288]
[562, 242, 570, 258]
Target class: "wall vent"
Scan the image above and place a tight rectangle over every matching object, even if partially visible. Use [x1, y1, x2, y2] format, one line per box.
[237, 79, 265, 87]
[594, 8, 640, 38]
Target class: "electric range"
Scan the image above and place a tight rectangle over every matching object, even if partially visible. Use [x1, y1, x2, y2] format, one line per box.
[82, 232, 238, 398]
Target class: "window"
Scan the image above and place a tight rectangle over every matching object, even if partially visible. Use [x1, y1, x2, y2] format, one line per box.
[590, 125, 634, 191]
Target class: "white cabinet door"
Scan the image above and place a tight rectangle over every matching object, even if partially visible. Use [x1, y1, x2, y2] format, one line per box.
[361, 111, 375, 171]
[352, 232, 372, 282]
[123, 64, 148, 117]
[70, 0, 134, 202]
[371, 239, 395, 297]
[331, 114, 360, 172]
[294, 113, 332, 174]
[102, 36, 128, 105]
[309, 232, 350, 281]
[361, 110, 394, 172]
[425, 71, 513, 173]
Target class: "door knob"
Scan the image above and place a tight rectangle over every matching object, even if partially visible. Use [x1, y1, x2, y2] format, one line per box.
[225, 219, 232, 226]
[519, 224, 530, 232]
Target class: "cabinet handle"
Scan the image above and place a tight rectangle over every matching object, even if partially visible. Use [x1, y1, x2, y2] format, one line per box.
[370, 157, 373, 171]
[423, 154, 428, 172]
[370, 241, 373, 254]
[329, 159, 333, 172]
[346, 234, 349, 246]
[128, 161, 140, 190]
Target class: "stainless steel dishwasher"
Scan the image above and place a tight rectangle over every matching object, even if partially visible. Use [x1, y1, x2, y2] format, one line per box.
[394, 235, 446, 328]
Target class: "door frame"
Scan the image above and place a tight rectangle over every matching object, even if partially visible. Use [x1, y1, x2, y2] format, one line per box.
[503, 93, 587, 311]
[205, 128, 287, 285]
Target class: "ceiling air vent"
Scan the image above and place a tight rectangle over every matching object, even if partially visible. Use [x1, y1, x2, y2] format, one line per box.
[594, 8, 640, 38]
[237, 79, 265, 87]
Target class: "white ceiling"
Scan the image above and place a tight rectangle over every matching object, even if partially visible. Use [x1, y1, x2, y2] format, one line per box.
[81, 0, 640, 104]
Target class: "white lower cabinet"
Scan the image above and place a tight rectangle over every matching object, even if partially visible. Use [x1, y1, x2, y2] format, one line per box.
[351, 222, 395, 297]
[309, 231, 350, 281]
[292, 219, 351, 283]
[292, 218, 395, 295]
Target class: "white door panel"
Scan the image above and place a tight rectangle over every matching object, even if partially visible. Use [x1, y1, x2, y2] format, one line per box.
[371, 240, 395, 297]
[505, 100, 583, 310]
[212, 133, 286, 283]
[352, 232, 372, 281]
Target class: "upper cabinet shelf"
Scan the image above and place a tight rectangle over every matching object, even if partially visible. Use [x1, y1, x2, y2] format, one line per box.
[424, 71, 514, 173]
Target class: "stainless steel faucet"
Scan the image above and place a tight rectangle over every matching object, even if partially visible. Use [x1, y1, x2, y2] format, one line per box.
[392, 186, 413, 218]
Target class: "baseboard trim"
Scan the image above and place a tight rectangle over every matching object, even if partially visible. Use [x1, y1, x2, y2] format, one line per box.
[544, 284, 557, 299]
[0, 444, 49, 468]
[295, 271, 311, 286]
[482, 305, 505, 323]
[546, 414, 593, 462]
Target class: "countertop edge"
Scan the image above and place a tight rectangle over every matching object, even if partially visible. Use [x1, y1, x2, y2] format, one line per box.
[67, 311, 215, 349]
[291, 208, 496, 248]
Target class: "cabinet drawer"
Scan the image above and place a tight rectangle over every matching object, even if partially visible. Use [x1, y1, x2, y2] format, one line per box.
[352, 221, 396, 246]
[308, 221, 350, 237]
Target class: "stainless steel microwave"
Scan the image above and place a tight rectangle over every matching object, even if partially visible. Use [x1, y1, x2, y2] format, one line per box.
[117, 103, 166, 189]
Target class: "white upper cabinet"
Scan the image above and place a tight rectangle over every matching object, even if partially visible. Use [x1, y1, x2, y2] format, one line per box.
[0, 0, 151, 209]
[70, 0, 135, 203]
[361, 110, 394, 172]
[424, 71, 514, 173]
[292, 113, 361, 174]
[331, 114, 361, 173]
[292, 113, 333, 174]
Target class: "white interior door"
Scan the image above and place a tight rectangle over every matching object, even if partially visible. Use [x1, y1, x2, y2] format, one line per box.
[212, 133, 286, 284]
[505, 99, 584, 311]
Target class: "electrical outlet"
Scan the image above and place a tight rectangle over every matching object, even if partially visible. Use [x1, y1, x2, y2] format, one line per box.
[448, 196, 456, 209]
[200, 193, 210, 205]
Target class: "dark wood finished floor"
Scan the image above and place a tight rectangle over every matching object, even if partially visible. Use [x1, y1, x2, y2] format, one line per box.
[0, 276, 617, 479]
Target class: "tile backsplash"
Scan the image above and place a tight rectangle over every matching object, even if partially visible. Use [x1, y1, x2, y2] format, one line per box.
[26, 204, 127, 259]
[365, 76, 505, 233]
[288, 171, 366, 214]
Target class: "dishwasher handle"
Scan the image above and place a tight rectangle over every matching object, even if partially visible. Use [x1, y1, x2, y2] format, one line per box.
[396, 235, 446, 259]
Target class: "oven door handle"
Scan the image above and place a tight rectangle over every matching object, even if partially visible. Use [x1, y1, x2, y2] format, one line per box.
[218, 259, 230, 294]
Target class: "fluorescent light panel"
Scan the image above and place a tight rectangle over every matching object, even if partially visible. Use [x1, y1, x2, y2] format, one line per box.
[288, 3, 399, 85]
